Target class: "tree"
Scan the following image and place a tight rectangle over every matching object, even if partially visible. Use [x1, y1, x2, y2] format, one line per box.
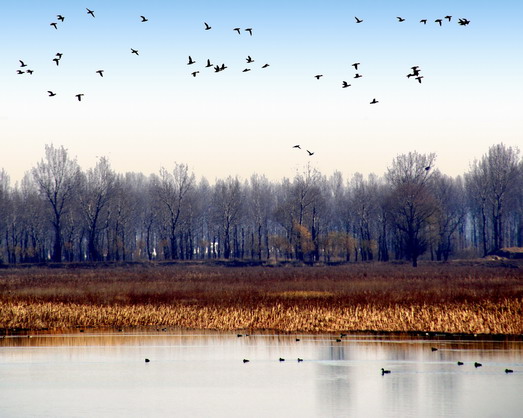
[32, 145, 80, 262]
[154, 163, 195, 259]
[79, 157, 116, 261]
[385, 152, 437, 267]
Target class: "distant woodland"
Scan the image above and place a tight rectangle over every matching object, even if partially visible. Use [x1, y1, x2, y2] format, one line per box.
[0, 143, 522, 267]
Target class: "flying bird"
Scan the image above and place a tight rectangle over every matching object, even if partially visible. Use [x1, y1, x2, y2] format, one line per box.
[246, 56, 254, 63]
[415, 76, 424, 84]
[75, 94, 84, 101]
[187, 56, 195, 65]
[220, 63, 227, 71]
[140, 16, 148, 22]
[16, 70, 25, 74]
[293, 145, 301, 149]
[131, 48, 139, 55]
[314, 75, 323, 79]
[96, 69, 104, 77]
[242, 68, 251, 72]
[19, 60, 27, 67]
[53, 57, 60, 66]
[214, 65, 221, 72]
[191, 71, 199, 77]
[352, 62, 360, 70]
[205, 59, 213, 68]
[420, 19, 427, 24]
[397, 17, 405, 22]
[86, 8, 95, 18]
[245, 28, 253, 35]
[355, 17, 363, 23]
[435, 19, 442, 26]
[342, 81, 351, 88]
[458, 18, 471, 26]
[50, 22, 58, 29]
[233, 27, 241, 34]
[261, 63, 270, 68]
[445, 15, 452, 22]
[370, 98, 379, 104]
[57, 15, 65, 22]
[47, 91, 56, 97]
[381, 368, 391, 375]
[26, 69, 34, 74]
[354, 73, 362, 78]
[56, 52, 63, 59]
[204, 22, 211, 30]
[307, 150, 314, 156]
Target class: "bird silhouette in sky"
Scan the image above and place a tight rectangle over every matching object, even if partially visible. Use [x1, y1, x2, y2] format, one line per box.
[96, 70, 104, 77]
[242, 68, 251, 72]
[458, 18, 471, 26]
[86, 8, 95, 18]
[246, 56, 254, 63]
[397, 17, 405, 22]
[17, 70, 24, 75]
[370, 98, 379, 104]
[314, 75, 323, 79]
[50, 22, 58, 29]
[53, 57, 60, 66]
[56, 52, 63, 59]
[19, 60, 27, 67]
[131, 48, 139, 55]
[355, 17, 363, 23]
[262, 63, 270, 68]
[214, 65, 221, 72]
[233, 27, 241, 34]
[57, 15, 65, 22]
[354, 73, 362, 78]
[140, 16, 148, 22]
[187, 56, 195, 65]
[293, 145, 301, 149]
[26, 69, 33, 74]
[435, 19, 442, 26]
[307, 150, 314, 156]
[342, 81, 351, 88]
[204, 22, 211, 30]
[47, 91, 56, 97]
[75, 94, 84, 101]
[245, 28, 253, 35]
[415, 76, 424, 83]
[220, 63, 227, 71]
[352, 62, 360, 70]
[191, 71, 199, 77]
[420, 19, 427, 24]
[205, 59, 213, 68]
[445, 15, 452, 22]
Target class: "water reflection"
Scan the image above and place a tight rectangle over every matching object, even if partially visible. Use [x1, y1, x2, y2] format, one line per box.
[1, 331, 522, 417]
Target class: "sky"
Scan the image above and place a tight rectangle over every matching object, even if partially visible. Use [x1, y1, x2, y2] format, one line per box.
[1, 0, 522, 185]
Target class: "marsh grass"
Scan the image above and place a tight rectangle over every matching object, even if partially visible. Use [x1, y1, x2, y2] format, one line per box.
[1, 261, 522, 334]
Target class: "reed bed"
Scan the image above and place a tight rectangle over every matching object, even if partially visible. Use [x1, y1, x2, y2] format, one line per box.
[1, 261, 522, 335]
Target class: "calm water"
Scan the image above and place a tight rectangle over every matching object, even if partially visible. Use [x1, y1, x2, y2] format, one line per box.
[0, 330, 522, 418]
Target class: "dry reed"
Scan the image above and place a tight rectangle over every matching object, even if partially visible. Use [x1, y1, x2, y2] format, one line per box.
[1, 261, 522, 335]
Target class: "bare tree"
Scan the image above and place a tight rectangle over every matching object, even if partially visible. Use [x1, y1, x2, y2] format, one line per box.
[385, 151, 437, 267]
[78, 157, 116, 261]
[154, 163, 195, 259]
[32, 145, 80, 262]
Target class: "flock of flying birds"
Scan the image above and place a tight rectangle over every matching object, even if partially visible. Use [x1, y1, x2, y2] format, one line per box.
[14, 8, 471, 157]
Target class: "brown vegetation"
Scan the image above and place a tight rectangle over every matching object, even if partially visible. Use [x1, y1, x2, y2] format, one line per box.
[1, 261, 522, 335]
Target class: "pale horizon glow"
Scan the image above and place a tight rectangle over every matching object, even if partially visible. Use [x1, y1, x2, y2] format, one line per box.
[1, 1, 522, 185]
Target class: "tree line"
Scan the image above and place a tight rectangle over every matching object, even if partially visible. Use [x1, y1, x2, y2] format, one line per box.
[0, 143, 522, 267]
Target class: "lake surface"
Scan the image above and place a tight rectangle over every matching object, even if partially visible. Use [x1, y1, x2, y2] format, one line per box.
[0, 330, 522, 417]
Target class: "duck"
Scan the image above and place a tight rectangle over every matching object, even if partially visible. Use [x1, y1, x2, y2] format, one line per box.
[381, 368, 391, 375]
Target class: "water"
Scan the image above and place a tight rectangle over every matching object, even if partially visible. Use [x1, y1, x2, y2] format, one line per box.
[0, 330, 522, 417]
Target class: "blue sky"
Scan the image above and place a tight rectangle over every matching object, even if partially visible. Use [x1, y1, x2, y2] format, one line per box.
[1, 1, 522, 184]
